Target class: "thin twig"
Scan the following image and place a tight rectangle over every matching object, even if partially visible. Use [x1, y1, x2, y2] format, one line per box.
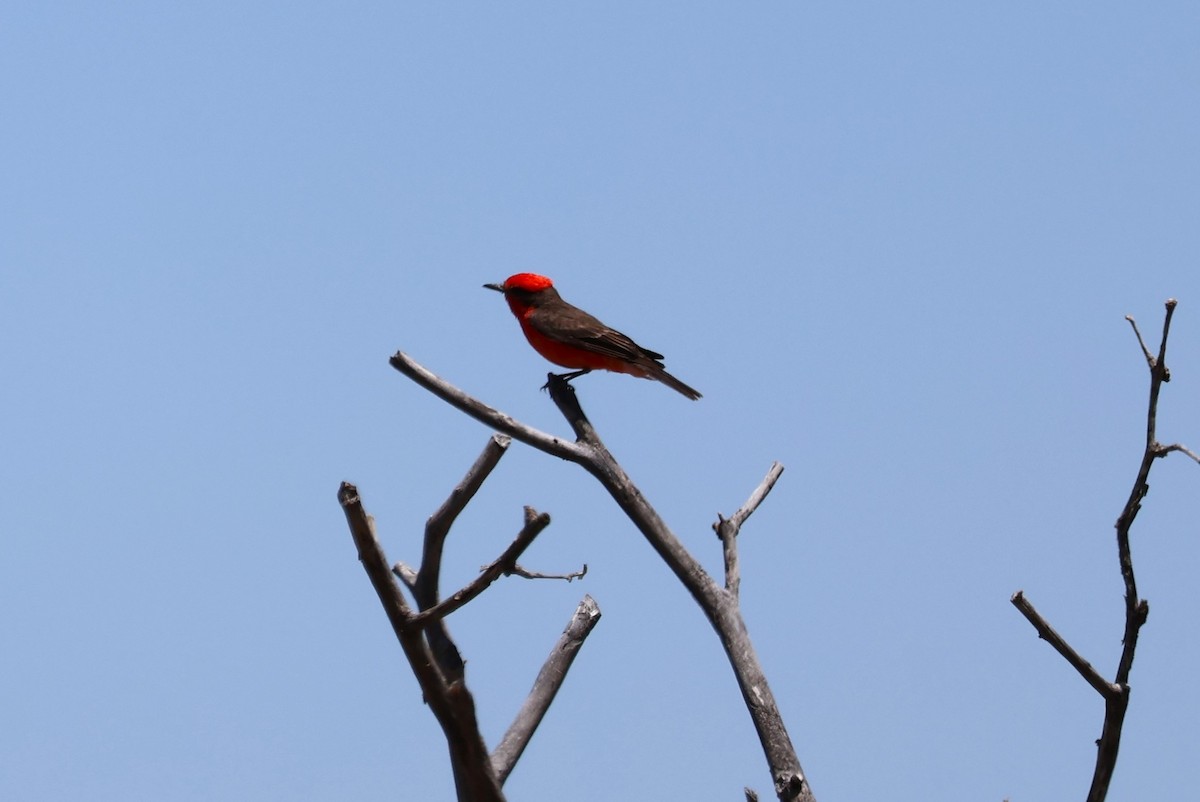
[729, 462, 786, 533]
[507, 563, 588, 582]
[407, 509, 553, 629]
[491, 595, 603, 784]
[1157, 442, 1200, 463]
[1124, 315, 1154, 366]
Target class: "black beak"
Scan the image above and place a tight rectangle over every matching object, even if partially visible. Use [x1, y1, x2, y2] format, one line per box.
[483, 282, 505, 293]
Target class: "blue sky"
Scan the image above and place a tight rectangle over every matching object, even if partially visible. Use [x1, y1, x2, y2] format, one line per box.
[3, 3, 1198, 800]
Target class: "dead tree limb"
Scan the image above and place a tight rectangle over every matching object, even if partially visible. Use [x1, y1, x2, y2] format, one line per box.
[338, 437, 602, 799]
[406, 508, 552, 630]
[491, 594, 603, 784]
[337, 481, 504, 802]
[1012, 298, 1197, 802]
[410, 434, 512, 680]
[389, 353, 813, 802]
[716, 462, 785, 598]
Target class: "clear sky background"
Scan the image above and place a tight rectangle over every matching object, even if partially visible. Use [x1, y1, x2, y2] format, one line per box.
[3, 4, 1198, 801]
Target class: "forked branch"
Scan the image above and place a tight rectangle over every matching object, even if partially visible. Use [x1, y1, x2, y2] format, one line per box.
[338, 436, 601, 800]
[716, 462, 785, 597]
[389, 352, 813, 802]
[1013, 299, 1196, 802]
[405, 508, 552, 629]
[337, 481, 504, 802]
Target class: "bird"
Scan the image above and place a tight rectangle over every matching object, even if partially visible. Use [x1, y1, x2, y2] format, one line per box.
[484, 272, 702, 400]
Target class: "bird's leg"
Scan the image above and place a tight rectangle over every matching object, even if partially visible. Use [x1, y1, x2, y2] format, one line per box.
[541, 369, 591, 391]
[557, 368, 592, 383]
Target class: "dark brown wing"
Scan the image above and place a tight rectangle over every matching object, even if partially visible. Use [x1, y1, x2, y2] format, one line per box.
[528, 298, 664, 363]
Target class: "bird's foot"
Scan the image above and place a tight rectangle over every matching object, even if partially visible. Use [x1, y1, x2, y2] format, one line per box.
[541, 369, 590, 392]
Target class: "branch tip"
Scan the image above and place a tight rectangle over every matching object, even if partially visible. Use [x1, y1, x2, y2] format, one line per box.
[1126, 315, 1154, 365]
[490, 593, 604, 785]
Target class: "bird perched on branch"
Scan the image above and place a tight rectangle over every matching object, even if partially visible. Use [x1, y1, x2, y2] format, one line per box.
[484, 273, 702, 400]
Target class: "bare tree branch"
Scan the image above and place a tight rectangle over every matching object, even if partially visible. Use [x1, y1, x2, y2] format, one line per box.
[389, 352, 588, 463]
[415, 435, 512, 680]
[444, 681, 506, 802]
[391, 355, 813, 802]
[507, 563, 589, 582]
[1010, 591, 1119, 700]
[716, 462, 786, 597]
[340, 447, 590, 799]
[337, 481, 505, 802]
[1014, 299, 1196, 802]
[1156, 442, 1200, 463]
[407, 509, 552, 629]
[544, 376, 810, 801]
[423, 434, 511, 568]
[727, 461, 786, 533]
[491, 594, 603, 784]
[1124, 313, 1155, 367]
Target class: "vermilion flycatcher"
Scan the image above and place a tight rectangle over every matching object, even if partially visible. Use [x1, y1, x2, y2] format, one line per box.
[484, 273, 702, 400]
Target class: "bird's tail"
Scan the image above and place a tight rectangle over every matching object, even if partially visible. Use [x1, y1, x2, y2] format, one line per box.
[652, 366, 702, 400]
